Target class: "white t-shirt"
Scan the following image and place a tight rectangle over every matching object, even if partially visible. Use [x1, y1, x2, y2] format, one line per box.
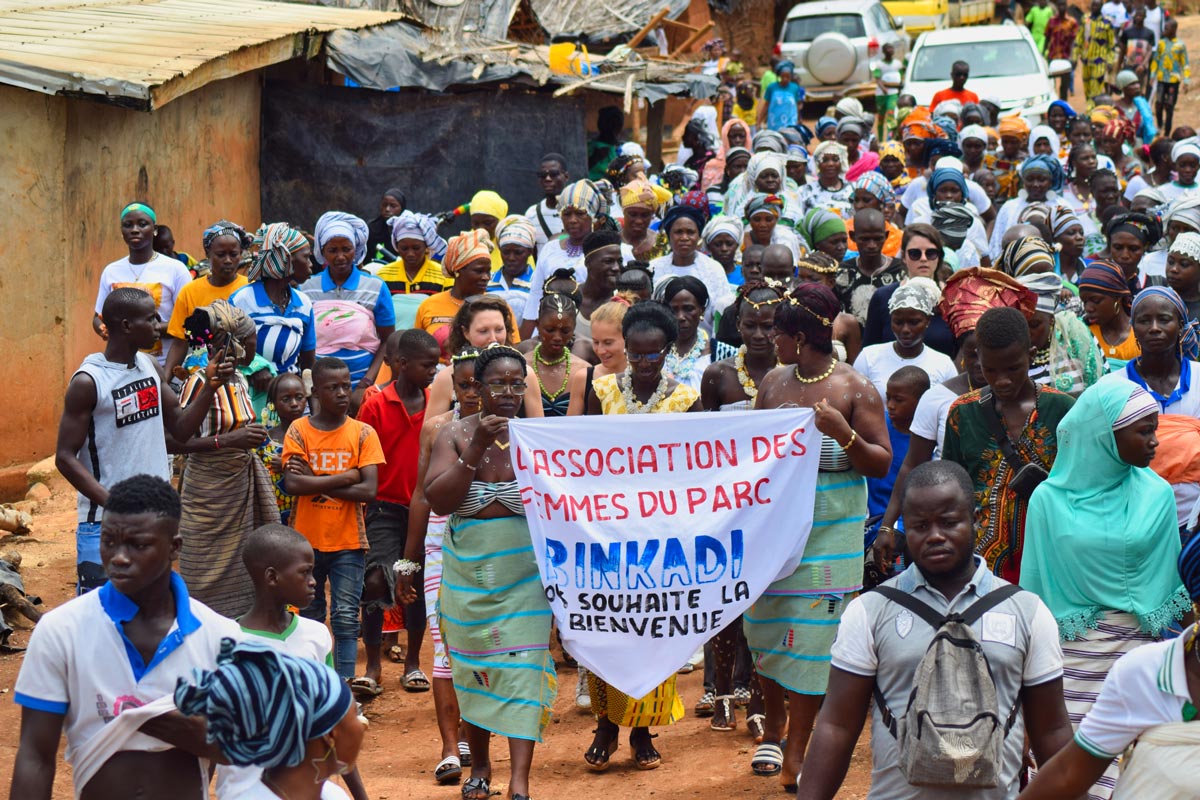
[239, 780, 351, 799]
[13, 574, 240, 769]
[901, 176, 992, 216]
[94, 252, 193, 363]
[852, 342, 959, 400]
[1074, 637, 1195, 760]
[524, 199, 563, 252]
[522, 240, 636, 322]
[649, 252, 736, 323]
[909, 380, 961, 457]
[217, 614, 335, 799]
[1101, 0, 1128, 26]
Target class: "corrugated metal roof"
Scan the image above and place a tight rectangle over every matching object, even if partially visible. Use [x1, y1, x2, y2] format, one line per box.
[527, 0, 689, 41]
[0, 0, 412, 108]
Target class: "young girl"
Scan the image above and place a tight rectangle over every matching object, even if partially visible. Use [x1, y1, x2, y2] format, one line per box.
[258, 372, 308, 524]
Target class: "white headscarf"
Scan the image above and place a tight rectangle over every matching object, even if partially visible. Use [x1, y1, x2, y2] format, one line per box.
[314, 211, 369, 266]
[1027, 125, 1062, 158]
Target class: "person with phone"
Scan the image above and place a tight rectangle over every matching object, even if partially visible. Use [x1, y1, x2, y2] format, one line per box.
[941, 307, 1075, 583]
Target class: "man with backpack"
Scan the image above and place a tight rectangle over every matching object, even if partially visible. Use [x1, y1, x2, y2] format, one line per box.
[796, 460, 1074, 799]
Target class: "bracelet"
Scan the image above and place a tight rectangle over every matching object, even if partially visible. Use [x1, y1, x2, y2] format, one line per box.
[393, 558, 422, 576]
[840, 429, 858, 450]
[457, 455, 478, 470]
[878, 525, 896, 538]
[214, 433, 221, 450]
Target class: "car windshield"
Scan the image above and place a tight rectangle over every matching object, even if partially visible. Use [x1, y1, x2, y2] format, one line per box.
[782, 14, 866, 43]
[910, 40, 1040, 80]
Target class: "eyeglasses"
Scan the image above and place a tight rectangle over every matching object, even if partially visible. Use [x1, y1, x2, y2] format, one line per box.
[537, 170, 563, 179]
[485, 382, 527, 396]
[627, 348, 668, 363]
[906, 248, 941, 262]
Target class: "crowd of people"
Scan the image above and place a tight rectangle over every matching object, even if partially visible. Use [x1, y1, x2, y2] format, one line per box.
[10, 15, 1200, 799]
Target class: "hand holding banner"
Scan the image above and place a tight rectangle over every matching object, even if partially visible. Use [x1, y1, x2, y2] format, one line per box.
[510, 408, 821, 699]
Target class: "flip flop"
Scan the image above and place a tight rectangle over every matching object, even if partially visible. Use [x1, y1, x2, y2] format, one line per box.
[350, 676, 383, 697]
[388, 644, 406, 663]
[752, 741, 783, 777]
[401, 669, 431, 692]
[434, 755, 462, 784]
[458, 740, 473, 768]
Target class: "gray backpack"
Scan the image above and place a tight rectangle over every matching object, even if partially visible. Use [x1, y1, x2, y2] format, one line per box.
[872, 584, 1023, 789]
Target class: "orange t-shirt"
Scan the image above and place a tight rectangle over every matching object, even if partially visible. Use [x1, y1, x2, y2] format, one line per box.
[282, 416, 386, 552]
[929, 88, 980, 110]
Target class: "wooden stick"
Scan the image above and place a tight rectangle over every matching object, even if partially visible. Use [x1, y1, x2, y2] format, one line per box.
[669, 20, 713, 59]
[626, 7, 670, 49]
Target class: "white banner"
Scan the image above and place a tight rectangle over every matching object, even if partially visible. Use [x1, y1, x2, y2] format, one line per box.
[509, 408, 820, 699]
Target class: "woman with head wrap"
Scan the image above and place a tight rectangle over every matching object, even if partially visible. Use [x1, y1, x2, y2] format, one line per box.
[1168, 232, 1200, 320]
[798, 141, 854, 219]
[174, 300, 278, 617]
[847, 172, 903, 259]
[877, 140, 910, 188]
[519, 180, 603, 336]
[370, 211, 454, 329]
[743, 192, 803, 263]
[837, 117, 878, 181]
[416, 230, 521, 361]
[1028, 125, 1062, 159]
[1046, 100, 1076, 138]
[483, 215, 538, 323]
[798, 207, 848, 262]
[932, 201, 989, 270]
[300, 211, 395, 396]
[987, 153, 1071, 260]
[1080, 259, 1140, 369]
[1161, 137, 1200, 205]
[1046, 205, 1091, 289]
[230, 222, 316, 376]
[985, 114, 1029, 200]
[164, 220, 254, 378]
[366, 187, 406, 262]
[1015, 267, 1106, 397]
[1023, 530, 1200, 800]
[1020, 378, 1187, 800]
[852, 276, 956, 398]
[760, 60, 802, 131]
[702, 214, 745, 282]
[649, 205, 735, 331]
[815, 116, 838, 142]
[701, 118, 753, 191]
[1105, 210, 1164, 292]
[958, 124, 988, 172]
[679, 110, 719, 178]
[746, 281, 893, 790]
[177, 640, 364, 800]
[1094, 115, 1140, 187]
[620, 175, 672, 260]
[1141, 195, 1200, 285]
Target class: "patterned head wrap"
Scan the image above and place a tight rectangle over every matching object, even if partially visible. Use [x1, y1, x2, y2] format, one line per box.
[1000, 236, 1056, 277]
[997, 115, 1030, 139]
[1132, 285, 1200, 360]
[1089, 105, 1121, 125]
[928, 166, 968, 206]
[836, 116, 868, 139]
[786, 144, 809, 164]
[752, 129, 789, 154]
[250, 222, 308, 281]
[815, 116, 838, 138]
[1113, 385, 1160, 432]
[1105, 211, 1162, 245]
[620, 176, 672, 211]
[175, 639, 352, 769]
[1102, 117, 1136, 145]
[187, 299, 257, 360]
[959, 124, 988, 144]
[931, 202, 978, 249]
[1164, 196, 1200, 233]
[1115, 69, 1141, 92]
[931, 116, 959, 144]
[834, 97, 865, 118]
[442, 229, 493, 276]
[388, 210, 447, 259]
[1021, 154, 1065, 192]
[888, 276, 941, 316]
[702, 214, 744, 244]
[314, 211, 369, 266]
[851, 171, 895, 207]
[811, 140, 849, 174]
[1048, 205, 1084, 238]
[1016, 272, 1063, 314]
[121, 202, 156, 223]
[1168, 230, 1200, 267]
[495, 215, 537, 250]
[469, 190, 508, 220]
[879, 141, 906, 167]
[744, 192, 784, 220]
[558, 180, 603, 217]
[1027, 125, 1062, 158]
[662, 204, 708, 236]
[939, 267, 1038, 338]
[747, 151, 786, 186]
[776, 60, 795, 74]
[932, 98, 963, 119]
[799, 208, 846, 249]
[1171, 137, 1200, 164]
[924, 139, 963, 166]
[202, 220, 251, 252]
[1178, 522, 1200, 599]
[1078, 260, 1132, 309]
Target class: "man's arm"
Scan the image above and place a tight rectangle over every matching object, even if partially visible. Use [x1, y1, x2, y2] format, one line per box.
[160, 354, 235, 442]
[320, 463, 378, 503]
[1020, 739, 1110, 799]
[139, 710, 227, 764]
[10, 708, 65, 800]
[55, 373, 105, 509]
[795, 667, 874, 800]
[1023, 677, 1075, 766]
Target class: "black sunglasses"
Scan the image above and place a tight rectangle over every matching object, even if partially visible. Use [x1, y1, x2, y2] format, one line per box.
[906, 247, 941, 261]
[537, 170, 564, 179]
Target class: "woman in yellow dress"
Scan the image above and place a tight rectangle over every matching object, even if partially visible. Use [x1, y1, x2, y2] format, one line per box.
[578, 301, 702, 770]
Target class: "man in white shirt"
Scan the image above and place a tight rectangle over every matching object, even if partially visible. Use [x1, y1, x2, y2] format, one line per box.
[524, 154, 569, 252]
[1101, 0, 1129, 28]
[796, 460, 1074, 799]
[11, 475, 241, 800]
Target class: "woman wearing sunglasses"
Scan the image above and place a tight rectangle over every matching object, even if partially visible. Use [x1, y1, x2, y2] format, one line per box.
[579, 301, 701, 773]
[862, 224, 957, 357]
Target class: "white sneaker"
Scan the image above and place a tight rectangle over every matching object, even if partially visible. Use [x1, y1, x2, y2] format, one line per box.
[677, 646, 704, 674]
[576, 667, 592, 710]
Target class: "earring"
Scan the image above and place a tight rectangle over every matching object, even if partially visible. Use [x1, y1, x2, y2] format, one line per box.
[311, 741, 349, 783]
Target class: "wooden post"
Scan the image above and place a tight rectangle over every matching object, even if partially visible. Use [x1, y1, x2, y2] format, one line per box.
[645, 100, 666, 172]
[668, 20, 714, 59]
[627, 7, 670, 49]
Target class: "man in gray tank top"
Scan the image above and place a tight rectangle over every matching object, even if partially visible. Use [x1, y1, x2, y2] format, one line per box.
[55, 287, 235, 593]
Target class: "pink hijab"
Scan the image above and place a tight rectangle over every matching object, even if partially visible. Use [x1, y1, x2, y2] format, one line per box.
[701, 118, 753, 190]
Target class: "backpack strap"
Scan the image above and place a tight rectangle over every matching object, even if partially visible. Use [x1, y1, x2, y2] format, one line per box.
[535, 202, 554, 239]
[871, 586, 948, 630]
[955, 584, 1024, 626]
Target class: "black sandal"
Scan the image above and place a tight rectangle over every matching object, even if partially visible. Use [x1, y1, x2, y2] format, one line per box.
[630, 729, 661, 770]
[462, 776, 490, 800]
[584, 725, 620, 771]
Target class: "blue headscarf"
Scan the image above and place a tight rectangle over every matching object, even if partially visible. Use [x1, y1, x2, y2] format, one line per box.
[923, 138, 962, 167]
[1049, 99, 1077, 120]
[1021, 154, 1065, 192]
[928, 167, 968, 206]
[1133, 285, 1200, 361]
[931, 115, 959, 144]
[388, 210, 448, 261]
[314, 211, 370, 266]
[1180, 532, 1200, 600]
[776, 60, 795, 74]
[175, 639, 353, 769]
[816, 116, 837, 138]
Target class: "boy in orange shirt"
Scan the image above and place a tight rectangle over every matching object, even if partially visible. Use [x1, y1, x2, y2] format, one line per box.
[283, 356, 385, 682]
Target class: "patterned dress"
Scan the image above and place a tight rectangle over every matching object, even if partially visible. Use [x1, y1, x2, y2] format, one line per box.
[1075, 15, 1119, 107]
[941, 386, 1075, 583]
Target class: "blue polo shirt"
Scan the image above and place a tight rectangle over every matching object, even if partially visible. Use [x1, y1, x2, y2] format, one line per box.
[300, 269, 396, 384]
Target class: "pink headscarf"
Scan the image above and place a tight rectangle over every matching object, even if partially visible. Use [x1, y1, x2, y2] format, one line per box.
[701, 118, 754, 190]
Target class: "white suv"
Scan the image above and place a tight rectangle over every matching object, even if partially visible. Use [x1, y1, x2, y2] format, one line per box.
[776, 0, 910, 104]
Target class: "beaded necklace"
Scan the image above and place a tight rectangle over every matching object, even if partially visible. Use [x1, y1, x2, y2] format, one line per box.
[533, 343, 571, 399]
[620, 367, 670, 413]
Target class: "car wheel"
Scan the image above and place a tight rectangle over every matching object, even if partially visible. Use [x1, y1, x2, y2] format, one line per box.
[806, 31, 857, 85]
